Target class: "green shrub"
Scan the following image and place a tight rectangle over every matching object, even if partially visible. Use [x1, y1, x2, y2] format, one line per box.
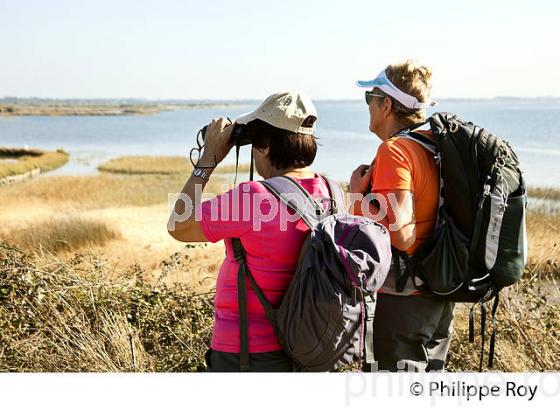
[0, 243, 214, 372]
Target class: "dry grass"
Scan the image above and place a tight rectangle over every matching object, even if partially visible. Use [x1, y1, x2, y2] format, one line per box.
[526, 211, 560, 270]
[0, 169, 558, 372]
[0, 173, 229, 209]
[1, 235, 558, 372]
[448, 267, 560, 372]
[0, 173, 229, 286]
[0, 216, 120, 254]
[529, 186, 560, 201]
[99, 156, 192, 174]
[0, 243, 214, 372]
[214, 163, 251, 174]
[0, 148, 69, 178]
[98, 155, 251, 175]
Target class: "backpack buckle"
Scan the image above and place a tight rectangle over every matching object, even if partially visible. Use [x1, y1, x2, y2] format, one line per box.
[315, 197, 336, 215]
[364, 294, 375, 320]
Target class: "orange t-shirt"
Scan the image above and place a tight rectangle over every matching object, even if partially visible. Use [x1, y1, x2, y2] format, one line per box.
[369, 132, 439, 255]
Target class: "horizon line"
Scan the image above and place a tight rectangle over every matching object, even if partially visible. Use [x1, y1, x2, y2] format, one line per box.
[2, 96, 560, 103]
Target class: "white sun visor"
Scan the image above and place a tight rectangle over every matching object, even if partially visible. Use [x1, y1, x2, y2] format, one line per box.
[356, 70, 438, 110]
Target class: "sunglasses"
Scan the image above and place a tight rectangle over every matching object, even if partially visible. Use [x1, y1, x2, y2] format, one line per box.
[365, 91, 386, 106]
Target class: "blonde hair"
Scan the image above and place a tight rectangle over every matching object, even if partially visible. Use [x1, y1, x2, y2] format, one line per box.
[375, 59, 433, 126]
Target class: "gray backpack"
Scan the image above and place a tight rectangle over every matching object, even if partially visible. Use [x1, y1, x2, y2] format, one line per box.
[231, 176, 392, 372]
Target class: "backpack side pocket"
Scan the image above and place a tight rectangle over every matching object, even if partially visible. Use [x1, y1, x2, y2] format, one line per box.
[489, 191, 527, 286]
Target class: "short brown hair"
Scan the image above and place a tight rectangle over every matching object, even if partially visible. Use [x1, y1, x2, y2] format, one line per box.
[374, 59, 433, 127]
[248, 119, 318, 170]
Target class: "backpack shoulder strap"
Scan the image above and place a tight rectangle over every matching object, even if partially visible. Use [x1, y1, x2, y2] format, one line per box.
[397, 130, 445, 229]
[260, 175, 326, 229]
[363, 293, 376, 368]
[231, 237, 279, 371]
[397, 131, 438, 154]
[321, 176, 347, 215]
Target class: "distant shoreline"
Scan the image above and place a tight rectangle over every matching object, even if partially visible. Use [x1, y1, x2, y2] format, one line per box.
[0, 102, 248, 117]
[3, 97, 559, 117]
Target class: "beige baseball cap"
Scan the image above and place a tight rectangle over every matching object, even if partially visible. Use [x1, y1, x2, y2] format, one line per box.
[235, 90, 317, 135]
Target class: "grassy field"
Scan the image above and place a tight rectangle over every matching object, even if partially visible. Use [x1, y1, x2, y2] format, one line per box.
[98, 155, 251, 175]
[0, 147, 69, 178]
[0, 173, 230, 209]
[1, 216, 120, 254]
[0, 167, 558, 372]
[528, 186, 560, 201]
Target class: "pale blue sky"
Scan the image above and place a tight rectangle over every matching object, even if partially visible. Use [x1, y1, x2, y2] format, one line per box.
[1, 0, 558, 99]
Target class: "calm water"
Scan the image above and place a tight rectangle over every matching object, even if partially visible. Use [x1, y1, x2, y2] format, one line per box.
[1, 100, 559, 187]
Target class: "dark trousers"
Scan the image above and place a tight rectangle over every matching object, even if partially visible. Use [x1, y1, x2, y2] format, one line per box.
[365, 292, 455, 372]
[205, 348, 294, 372]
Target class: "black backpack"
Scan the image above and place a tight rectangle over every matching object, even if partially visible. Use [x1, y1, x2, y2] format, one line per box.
[392, 112, 528, 370]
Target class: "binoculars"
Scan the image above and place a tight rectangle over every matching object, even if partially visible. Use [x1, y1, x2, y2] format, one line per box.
[200, 122, 253, 147]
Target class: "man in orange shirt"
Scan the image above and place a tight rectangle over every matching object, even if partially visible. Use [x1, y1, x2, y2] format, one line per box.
[349, 60, 455, 372]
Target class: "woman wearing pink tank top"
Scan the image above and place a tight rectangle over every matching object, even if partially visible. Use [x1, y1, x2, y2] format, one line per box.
[167, 91, 330, 371]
